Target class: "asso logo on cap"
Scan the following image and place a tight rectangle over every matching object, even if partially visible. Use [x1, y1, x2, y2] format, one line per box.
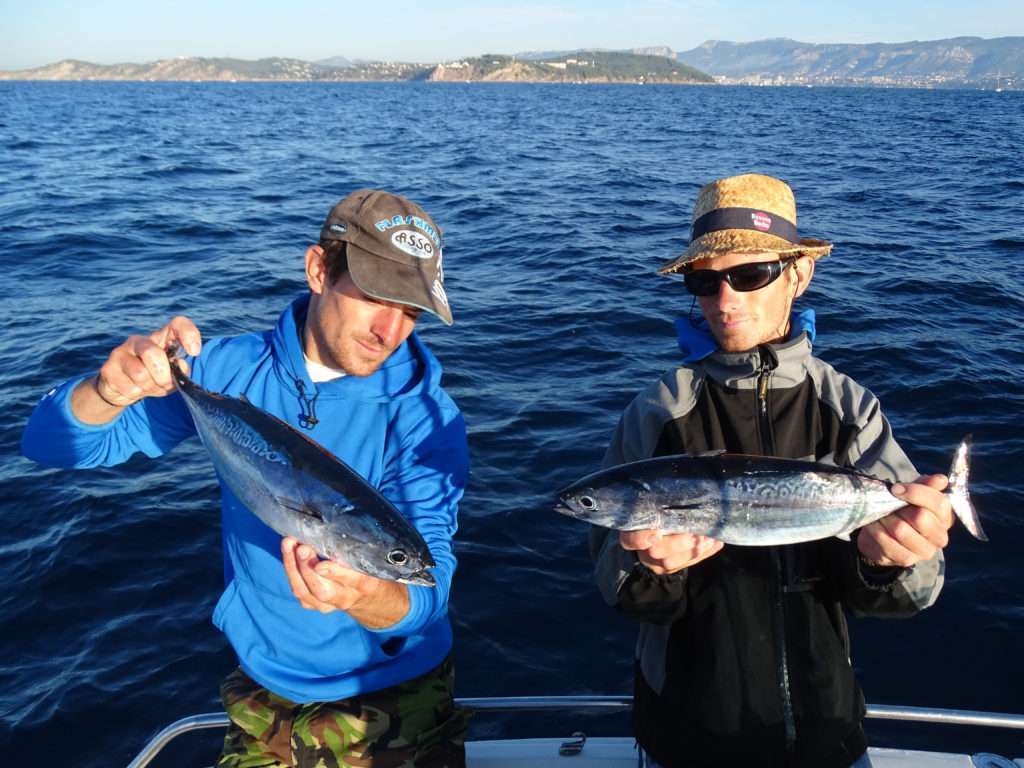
[750, 211, 772, 232]
[391, 230, 437, 260]
[376, 214, 442, 257]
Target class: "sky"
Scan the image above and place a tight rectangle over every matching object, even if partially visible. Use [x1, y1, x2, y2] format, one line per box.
[2, 0, 1023, 70]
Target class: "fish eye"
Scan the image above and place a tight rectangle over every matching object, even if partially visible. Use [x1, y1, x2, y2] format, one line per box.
[387, 549, 409, 566]
[579, 495, 597, 511]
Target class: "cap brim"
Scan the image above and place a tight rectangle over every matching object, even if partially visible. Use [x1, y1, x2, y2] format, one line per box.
[347, 245, 453, 326]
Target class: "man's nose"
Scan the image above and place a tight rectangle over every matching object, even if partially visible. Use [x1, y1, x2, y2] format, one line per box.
[372, 307, 405, 347]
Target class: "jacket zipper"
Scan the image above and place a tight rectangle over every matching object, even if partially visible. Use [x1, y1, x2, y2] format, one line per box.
[773, 551, 797, 752]
[757, 353, 797, 753]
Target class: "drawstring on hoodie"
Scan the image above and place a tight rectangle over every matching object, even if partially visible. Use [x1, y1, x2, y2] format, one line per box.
[293, 378, 320, 430]
[688, 295, 701, 327]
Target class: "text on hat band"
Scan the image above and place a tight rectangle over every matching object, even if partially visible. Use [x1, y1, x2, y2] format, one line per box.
[691, 207, 800, 244]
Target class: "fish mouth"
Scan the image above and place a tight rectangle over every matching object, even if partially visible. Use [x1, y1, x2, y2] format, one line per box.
[401, 570, 436, 588]
[553, 502, 581, 519]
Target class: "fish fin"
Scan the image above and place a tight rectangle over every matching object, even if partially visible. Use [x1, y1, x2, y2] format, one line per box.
[691, 449, 726, 457]
[274, 496, 325, 522]
[239, 393, 252, 405]
[947, 435, 988, 542]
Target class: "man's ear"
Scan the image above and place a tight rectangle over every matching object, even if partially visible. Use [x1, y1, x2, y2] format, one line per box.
[305, 245, 327, 294]
[792, 255, 816, 298]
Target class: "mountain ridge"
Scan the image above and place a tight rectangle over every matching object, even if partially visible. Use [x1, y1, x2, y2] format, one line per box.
[675, 36, 1024, 85]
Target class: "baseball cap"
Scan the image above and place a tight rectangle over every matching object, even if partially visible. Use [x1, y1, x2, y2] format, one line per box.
[319, 189, 452, 325]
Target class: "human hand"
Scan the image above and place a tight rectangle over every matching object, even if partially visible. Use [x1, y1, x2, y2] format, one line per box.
[620, 529, 724, 575]
[856, 474, 954, 568]
[93, 315, 202, 407]
[281, 537, 410, 628]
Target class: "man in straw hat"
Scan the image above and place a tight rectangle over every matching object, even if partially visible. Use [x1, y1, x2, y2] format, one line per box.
[591, 173, 955, 768]
[23, 190, 469, 767]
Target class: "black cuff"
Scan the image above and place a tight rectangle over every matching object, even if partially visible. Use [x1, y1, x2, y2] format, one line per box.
[850, 529, 909, 589]
[631, 560, 689, 584]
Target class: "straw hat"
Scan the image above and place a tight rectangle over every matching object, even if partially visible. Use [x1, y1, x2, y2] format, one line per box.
[658, 173, 833, 275]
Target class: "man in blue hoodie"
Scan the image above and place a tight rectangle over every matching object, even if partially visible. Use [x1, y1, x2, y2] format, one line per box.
[22, 190, 469, 767]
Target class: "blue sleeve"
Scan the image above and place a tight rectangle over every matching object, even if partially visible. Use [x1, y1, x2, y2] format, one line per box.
[21, 375, 196, 469]
[370, 400, 468, 638]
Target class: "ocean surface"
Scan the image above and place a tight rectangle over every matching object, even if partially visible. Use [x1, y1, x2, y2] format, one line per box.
[1, 81, 1022, 765]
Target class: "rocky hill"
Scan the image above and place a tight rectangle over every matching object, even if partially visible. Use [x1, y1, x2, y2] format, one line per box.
[429, 51, 712, 83]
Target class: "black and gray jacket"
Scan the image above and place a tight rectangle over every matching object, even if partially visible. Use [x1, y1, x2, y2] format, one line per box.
[591, 324, 944, 768]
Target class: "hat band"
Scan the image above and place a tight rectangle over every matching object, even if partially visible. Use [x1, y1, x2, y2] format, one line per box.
[691, 207, 799, 244]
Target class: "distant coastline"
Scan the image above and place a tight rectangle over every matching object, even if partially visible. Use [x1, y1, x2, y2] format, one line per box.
[0, 52, 713, 87]
[2, 37, 1021, 90]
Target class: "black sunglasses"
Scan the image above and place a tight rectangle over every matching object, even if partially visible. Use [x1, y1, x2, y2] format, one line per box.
[683, 257, 797, 297]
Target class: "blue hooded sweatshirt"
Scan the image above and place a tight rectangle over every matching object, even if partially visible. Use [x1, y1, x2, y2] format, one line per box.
[21, 294, 469, 703]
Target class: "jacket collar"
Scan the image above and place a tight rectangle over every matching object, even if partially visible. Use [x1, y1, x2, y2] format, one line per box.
[674, 308, 817, 388]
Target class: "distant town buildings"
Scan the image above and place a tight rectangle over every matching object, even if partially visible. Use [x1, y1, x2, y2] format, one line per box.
[714, 73, 1019, 90]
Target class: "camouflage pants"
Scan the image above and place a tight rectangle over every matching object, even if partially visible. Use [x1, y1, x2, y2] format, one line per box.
[217, 657, 467, 768]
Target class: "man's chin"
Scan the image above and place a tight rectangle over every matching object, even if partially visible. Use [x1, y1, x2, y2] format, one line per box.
[347, 361, 383, 377]
[346, 352, 392, 377]
[714, 334, 757, 354]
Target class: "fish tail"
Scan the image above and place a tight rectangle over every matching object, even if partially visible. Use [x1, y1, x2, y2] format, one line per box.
[947, 435, 988, 542]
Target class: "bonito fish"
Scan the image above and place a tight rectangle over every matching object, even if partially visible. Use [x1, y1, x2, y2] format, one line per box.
[556, 438, 987, 545]
[169, 349, 436, 586]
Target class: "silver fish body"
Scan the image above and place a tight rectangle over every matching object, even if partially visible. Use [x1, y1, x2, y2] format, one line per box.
[557, 440, 987, 546]
[170, 356, 436, 586]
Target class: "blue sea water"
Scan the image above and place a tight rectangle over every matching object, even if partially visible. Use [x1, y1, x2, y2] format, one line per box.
[1, 81, 1023, 764]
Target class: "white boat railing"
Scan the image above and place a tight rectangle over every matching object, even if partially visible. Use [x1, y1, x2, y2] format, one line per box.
[126, 696, 1024, 768]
